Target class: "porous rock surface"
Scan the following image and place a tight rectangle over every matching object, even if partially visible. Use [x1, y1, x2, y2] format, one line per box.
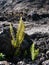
[0, 0, 49, 65]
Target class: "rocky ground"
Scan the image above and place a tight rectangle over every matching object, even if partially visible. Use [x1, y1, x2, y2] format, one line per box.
[0, 21, 49, 65]
[0, 0, 49, 65]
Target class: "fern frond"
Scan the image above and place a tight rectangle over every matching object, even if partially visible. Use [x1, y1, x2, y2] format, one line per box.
[16, 17, 25, 46]
[10, 23, 16, 47]
[30, 43, 39, 61]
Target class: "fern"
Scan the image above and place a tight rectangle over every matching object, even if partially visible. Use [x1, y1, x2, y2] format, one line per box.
[16, 17, 25, 47]
[10, 17, 25, 48]
[10, 23, 16, 48]
[10, 17, 25, 56]
[30, 43, 39, 61]
[15, 17, 25, 56]
[10, 17, 39, 59]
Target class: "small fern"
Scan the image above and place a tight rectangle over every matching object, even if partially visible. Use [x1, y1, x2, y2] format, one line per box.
[10, 23, 16, 48]
[10, 17, 39, 60]
[16, 17, 25, 47]
[10, 17, 25, 56]
[15, 17, 25, 56]
[10, 17, 25, 48]
[30, 43, 39, 61]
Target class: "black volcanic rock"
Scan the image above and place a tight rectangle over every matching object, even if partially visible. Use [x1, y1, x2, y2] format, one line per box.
[0, 27, 32, 59]
[0, 28, 15, 57]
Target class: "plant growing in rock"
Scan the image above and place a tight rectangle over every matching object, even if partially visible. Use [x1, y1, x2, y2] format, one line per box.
[10, 17, 25, 48]
[10, 17, 25, 56]
[0, 53, 5, 60]
[30, 43, 39, 61]
[10, 23, 16, 48]
[10, 17, 39, 61]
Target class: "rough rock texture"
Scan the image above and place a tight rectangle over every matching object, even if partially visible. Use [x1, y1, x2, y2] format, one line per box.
[0, 0, 49, 13]
[0, 0, 49, 22]
[0, 0, 49, 65]
[0, 26, 49, 65]
[0, 26, 33, 63]
[42, 60, 49, 65]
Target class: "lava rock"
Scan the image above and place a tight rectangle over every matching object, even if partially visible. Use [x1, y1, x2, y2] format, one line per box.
[0, 27, 15, 57]
[46, 51, 49, 59]
[0, 61, 10, 65]
[0, 27, 33, 60]
[17, 61, 26, 65]
[0, 17, 7, 21]
[42, 60, 49, 65]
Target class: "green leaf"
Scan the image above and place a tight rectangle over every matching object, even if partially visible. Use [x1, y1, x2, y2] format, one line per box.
[10, 23, 16, 48]
[30, 43, 39, 61]
[30, 43, 35, 60]
[35, 49, 39, 58]
[15, 17, 25, 56]
[16, 17, 25, 47]
[0, 53, 5, 60]
[10, 17, 25, 48]
[10, 17, 25, 56]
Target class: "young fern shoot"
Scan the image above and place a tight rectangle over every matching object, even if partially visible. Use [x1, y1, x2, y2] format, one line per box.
[30, 43, 39, 61]
[10, 17, 25, 56]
